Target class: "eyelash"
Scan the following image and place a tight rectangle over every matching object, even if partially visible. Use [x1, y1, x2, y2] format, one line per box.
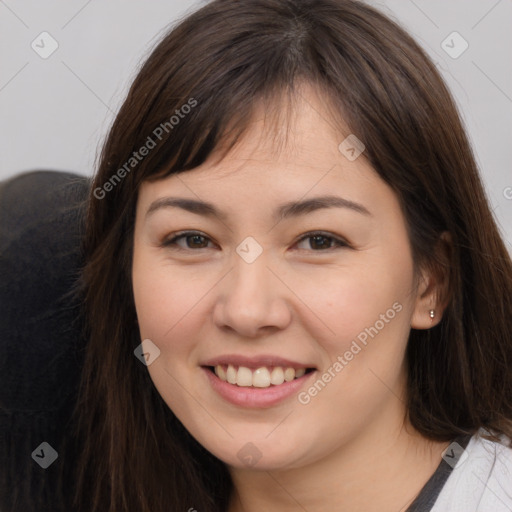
[160, 230, 351, 252]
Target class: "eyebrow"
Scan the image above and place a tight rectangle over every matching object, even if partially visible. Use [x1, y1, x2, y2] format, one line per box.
[145, 194, 372, 222]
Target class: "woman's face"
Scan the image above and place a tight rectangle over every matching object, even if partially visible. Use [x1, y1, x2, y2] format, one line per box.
[132, 87, 434, 471]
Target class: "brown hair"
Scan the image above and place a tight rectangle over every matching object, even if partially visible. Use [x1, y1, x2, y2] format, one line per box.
[69, 0, 512, 510]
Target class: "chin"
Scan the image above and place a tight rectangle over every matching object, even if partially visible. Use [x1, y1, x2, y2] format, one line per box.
[194, 429, 314, 471]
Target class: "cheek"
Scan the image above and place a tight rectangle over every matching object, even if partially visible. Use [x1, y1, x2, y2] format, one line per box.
[305, 258, 413, 356]
[131, 255, 205, 412]
[132, 251, 228, 374]
[314, 255, 415, 415]
[132, 250, 197, 351]
[296, 264, 413, 426]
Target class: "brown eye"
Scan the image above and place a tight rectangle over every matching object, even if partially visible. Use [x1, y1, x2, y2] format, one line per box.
[186, 234, 209, 248]
[295, 232, 349, 251]
[162, 231, 214, 250]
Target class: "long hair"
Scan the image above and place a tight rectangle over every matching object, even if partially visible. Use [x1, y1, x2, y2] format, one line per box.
[69, 0, 512, 510]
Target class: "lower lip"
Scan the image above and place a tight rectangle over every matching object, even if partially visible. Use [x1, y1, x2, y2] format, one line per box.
[202, 367, 316, 408]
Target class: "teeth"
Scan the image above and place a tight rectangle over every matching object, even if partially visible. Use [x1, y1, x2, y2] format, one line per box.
[270, 367, 284, 385]
[226, 364, 237, 384]
[253, 367, 271, 388]
[214, 365, 310, 388]
[236, 366, 253, 387]
[216, 365, 227, 381]
[284, 367, 295, 382]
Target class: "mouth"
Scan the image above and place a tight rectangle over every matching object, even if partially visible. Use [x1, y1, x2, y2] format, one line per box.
[201, 364, 317, 408]
[204, 364, 316, 388]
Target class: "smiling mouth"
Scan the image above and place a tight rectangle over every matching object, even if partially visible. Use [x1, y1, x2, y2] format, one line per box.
[205, 365, 316, 388]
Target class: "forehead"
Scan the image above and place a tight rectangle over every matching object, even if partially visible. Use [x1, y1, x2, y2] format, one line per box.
[141, 89, 368, 188]
[136, 84, 397, 222]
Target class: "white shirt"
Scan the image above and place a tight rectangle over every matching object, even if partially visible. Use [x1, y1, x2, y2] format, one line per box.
[432, 430, 512, 511]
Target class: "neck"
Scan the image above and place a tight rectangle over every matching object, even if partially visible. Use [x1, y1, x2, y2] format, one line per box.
[227, 413, 450, 512]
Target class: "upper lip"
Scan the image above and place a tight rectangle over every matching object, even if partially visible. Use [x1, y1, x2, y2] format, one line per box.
[201, 354, 316, 370]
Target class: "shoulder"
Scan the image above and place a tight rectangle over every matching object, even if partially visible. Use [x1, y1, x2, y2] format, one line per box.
[432, 429, 512, 512]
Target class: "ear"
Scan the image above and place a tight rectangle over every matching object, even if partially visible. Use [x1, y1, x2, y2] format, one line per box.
[411, 232, 452, 329]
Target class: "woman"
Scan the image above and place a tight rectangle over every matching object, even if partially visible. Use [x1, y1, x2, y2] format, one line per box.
[72, 0, 512, 510]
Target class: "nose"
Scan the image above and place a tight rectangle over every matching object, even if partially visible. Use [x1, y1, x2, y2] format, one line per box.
[212, 253, 292, 338]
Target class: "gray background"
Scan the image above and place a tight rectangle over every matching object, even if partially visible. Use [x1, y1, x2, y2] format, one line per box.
[0, 0, 511, 248]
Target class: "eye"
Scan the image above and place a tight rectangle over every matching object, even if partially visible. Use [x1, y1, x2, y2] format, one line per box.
[294, 231, 350, 251]
[161, 231, 216, 251]
[160, 230, 350, 252]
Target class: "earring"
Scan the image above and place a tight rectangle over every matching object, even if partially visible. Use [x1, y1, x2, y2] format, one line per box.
[429, 309, 435, 319]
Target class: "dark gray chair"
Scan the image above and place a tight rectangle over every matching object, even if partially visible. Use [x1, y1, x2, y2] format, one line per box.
[0, 170, 90, 511]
